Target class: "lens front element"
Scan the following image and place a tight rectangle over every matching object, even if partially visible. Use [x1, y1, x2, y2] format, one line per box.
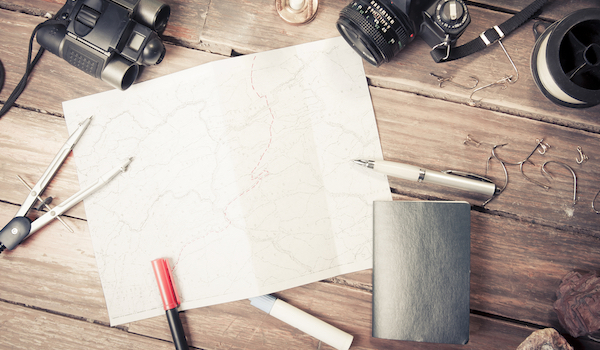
[336, 0, 414, 66]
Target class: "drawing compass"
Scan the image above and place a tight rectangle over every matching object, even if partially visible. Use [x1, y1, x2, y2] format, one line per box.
[0, 116, 132, 253]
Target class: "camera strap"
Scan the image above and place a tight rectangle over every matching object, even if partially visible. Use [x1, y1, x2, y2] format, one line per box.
[0, 60, 5, 95]
[431, 0, 549, 63]
[0, 20, 63, 119]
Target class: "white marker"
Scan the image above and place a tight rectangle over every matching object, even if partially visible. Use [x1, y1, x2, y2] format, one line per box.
[249, 295, 353, 350]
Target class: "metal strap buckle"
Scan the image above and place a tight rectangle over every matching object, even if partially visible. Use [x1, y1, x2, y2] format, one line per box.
[479, 25, 505, 46]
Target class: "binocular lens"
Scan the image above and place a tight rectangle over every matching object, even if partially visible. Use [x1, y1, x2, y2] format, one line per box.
[102, 55, 140, 90]
[136, 0, 171, 32]
[153, 4, 170, 32]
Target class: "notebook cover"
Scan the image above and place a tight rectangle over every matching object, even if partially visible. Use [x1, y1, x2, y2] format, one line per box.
[372, 201, 470, 344]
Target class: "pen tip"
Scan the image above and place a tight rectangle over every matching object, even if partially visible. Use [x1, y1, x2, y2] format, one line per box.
[353, 159, 368, 166]
[121, 158, 134, 172]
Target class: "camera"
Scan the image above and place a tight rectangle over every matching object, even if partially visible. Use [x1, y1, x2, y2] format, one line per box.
[336, 0, 470, 66]
[36, 0, 170, 90]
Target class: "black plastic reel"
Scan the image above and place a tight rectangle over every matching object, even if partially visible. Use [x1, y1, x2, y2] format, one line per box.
[531, 9, 600, 108]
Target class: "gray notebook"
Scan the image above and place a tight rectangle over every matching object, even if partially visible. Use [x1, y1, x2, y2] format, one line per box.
[372, 201, 470, 344]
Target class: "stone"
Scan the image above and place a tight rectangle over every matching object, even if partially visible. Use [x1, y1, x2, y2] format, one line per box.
[554, 270, 600, 337]
[516, 328, 573, 350]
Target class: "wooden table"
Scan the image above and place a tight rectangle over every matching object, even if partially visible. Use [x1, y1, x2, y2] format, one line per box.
[1, 0, 600, 349]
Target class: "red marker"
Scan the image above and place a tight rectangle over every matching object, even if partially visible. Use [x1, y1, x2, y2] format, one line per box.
[152, 258, 189, 350]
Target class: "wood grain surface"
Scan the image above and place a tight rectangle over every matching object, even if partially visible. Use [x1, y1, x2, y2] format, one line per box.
[1, 0, 600, 349]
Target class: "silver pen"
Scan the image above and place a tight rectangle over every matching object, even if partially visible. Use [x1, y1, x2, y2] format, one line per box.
[354, 159, 497, 197]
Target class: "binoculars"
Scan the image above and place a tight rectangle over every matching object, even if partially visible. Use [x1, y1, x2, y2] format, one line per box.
[37, 0, 170, 90]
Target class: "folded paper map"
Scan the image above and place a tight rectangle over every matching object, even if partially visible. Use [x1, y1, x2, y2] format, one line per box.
[63, 36, 391, 325]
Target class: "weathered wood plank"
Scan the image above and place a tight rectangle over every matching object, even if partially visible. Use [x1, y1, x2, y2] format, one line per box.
[130, 282, 543, 350]
[2, 93, 600, 331]
[0, 108, 85, 218]
[0, 201, 109, 322]
[0, 109, 593, 348]
[472, 0, 600, 22]
[200, 0, 342, 54]
[371, 86, 600, 234]
[334, 196, 600, 333]
[1, 2, 600, 349]
[0, 0, 210, 43]
[1, 197, 548, 349]
[0, 301, 176, 350]
[468, 209, 598, 331]
[363, 6, 600, 132]
[3, 3, 600, 132]
[2, 198, 597, 350]
[2, 116, 597, 349]
[0, 280, 564, 350]
[0, 133, 595, 347]
[2, 10, 598, 235]
[158, 0, 210, 44]
[200, 1, 600, 131]
[0, 0, 62, 16]
[3, 0, 595, 48]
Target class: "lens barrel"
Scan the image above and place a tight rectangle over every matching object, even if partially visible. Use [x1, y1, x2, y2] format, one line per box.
[102, 54, 139, 90]
[336, 0, 415, 66]
[134, 0, 171, 33]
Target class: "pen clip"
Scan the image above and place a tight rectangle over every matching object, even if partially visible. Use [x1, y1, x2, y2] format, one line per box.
[152, 258, 181, 309]
[442, 170, 495, 185]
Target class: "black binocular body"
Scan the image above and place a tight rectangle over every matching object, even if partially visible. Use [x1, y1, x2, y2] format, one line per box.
[37, 0, 170, 90]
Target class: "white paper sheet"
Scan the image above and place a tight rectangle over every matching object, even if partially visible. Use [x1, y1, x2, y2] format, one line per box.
[63, 36, 392, 326]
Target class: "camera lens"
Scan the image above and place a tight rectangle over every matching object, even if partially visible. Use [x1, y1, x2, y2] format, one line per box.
[336, 0, 415, 66]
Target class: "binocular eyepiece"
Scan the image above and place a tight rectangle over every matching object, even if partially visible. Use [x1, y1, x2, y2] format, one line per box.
[37, 0, 170, 90]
